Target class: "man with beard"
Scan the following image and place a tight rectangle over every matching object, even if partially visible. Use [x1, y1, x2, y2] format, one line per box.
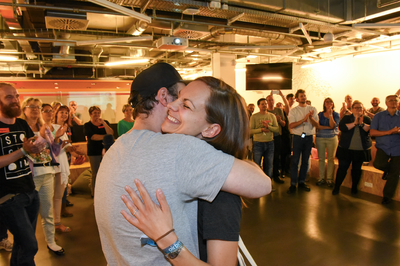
[366, 97, 385, 119]
[0, 82, 45, 266]
[287, 89, 319, 194]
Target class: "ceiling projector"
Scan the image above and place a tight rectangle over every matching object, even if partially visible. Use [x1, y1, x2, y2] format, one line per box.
[156, 36, 188, 50]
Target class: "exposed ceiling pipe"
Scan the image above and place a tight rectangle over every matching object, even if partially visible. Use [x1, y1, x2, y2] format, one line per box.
[209, 27, 303, 46]
[0, 1, 35, 59]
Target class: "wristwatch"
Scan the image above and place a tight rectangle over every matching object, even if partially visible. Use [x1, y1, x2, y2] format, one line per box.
[162, 240, 184, 260]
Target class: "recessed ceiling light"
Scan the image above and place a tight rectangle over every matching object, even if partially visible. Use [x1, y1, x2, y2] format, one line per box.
[116, 87, 120, 89]
[91, 83, 96, 85]
[54, 82, 58, 85]
[0, 55, 18, 61]
[55, 87, 59, 89]
[183, 8, 200, 15]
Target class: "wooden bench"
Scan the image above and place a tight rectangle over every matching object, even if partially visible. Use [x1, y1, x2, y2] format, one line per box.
[309, 158, 400, 201]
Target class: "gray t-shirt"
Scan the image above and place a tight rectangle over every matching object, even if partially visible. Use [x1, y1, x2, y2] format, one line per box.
[95, 130, 234, 266]
[349, 126, 364, 150]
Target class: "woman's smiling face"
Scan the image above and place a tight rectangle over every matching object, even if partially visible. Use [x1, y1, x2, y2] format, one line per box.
[161, 80, 212, 138]
[57, 108, 69, 123]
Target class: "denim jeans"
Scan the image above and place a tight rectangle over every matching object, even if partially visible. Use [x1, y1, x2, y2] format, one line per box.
[253, 141, 274, 178]
[0, 190, 39, 266]
[291, 135, 313, 186]
[34, 173, 56, 246]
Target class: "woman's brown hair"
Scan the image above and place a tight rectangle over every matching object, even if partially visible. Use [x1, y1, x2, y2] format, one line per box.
[195, 77, 249, 160]
[54, 105, 72, 127]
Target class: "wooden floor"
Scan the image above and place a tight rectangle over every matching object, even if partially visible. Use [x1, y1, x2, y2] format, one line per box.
[1, 176, 400, 266]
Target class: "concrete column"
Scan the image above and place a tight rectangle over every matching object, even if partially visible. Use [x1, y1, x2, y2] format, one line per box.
[212, 53, 236, 89]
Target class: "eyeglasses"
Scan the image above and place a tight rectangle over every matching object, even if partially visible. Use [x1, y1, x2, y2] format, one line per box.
[353, 107, 363, 110]
[26, 105, 41, 110]
[42, 109, 53, 113]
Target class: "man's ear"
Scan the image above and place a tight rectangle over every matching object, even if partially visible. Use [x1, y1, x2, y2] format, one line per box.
[156, 87, 169, 107]
[201, 124, 221, 138]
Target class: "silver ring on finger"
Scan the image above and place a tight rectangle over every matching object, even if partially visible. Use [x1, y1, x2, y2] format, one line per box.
[133, 209, 139, 216]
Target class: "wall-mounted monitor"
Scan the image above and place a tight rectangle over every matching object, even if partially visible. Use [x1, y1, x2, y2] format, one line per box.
[246, 63, 292, 91]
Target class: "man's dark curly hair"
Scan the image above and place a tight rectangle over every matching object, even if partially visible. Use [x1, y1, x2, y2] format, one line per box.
[128, 82, 181, 119]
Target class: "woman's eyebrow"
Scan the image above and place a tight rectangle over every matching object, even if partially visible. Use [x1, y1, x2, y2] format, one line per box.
[183, 98, 195, 109]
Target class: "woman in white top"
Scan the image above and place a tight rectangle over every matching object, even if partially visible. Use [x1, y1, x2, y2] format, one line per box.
[21, 98, 66, 256]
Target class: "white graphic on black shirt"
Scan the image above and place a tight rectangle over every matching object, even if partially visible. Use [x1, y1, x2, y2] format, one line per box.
[1, 131, 31, 180]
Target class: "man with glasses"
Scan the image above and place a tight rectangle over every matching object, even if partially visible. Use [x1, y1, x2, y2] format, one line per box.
[0, 83, 45, 265]
[370, 95, 400, 204]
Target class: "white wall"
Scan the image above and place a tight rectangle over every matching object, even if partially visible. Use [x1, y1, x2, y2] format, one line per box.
[236, 50, 400, 112]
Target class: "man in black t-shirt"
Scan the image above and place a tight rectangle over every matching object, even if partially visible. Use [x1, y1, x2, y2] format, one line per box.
[0, 82, 45, 266]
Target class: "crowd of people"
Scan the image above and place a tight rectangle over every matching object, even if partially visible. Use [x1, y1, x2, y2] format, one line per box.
[0, 83, 137, 265]
[1, 62, 400, 266]
[247, 89, 400, 205]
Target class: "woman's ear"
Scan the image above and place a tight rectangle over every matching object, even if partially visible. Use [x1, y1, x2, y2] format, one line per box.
[201, 124, 221, 138]
[156, 87, 169, 107]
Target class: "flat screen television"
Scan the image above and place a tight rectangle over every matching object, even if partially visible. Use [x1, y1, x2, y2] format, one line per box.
[246, 63, 292, 91]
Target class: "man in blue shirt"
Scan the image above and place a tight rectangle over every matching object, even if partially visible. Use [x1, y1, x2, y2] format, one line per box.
[370, 95, 400, 204]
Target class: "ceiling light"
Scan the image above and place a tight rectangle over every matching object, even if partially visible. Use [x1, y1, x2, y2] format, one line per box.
[262, 76, 283, 80]
[246, 55, 257, 59]
[54, 82, 58, 85]
[55, 87, 59, 89]
[87, 0, 151, 23]
[185, 50, 193, 53]
[228, 45, 297, 50]
[105, 59, 149, 66]
[183, 8, 200, 15]
[353, 7, 400, 22]
[0, 55, 18, 61]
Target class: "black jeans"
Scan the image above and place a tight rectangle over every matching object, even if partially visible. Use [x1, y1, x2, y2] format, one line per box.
[373, 148, 400, 199]
[0, 190, 40, 266]
[334, 154, 364, 192]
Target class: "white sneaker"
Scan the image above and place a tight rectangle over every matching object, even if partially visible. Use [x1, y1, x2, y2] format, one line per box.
[0, 238, 13, 251]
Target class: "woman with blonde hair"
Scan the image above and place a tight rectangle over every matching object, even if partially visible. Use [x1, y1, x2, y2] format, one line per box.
[21, 98, 66, 255]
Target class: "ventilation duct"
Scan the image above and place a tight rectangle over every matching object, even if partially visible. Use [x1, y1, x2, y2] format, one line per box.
[45, 11, 89, 30]
[208, 27, 302, 45]
[173, 24, 210, 39]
